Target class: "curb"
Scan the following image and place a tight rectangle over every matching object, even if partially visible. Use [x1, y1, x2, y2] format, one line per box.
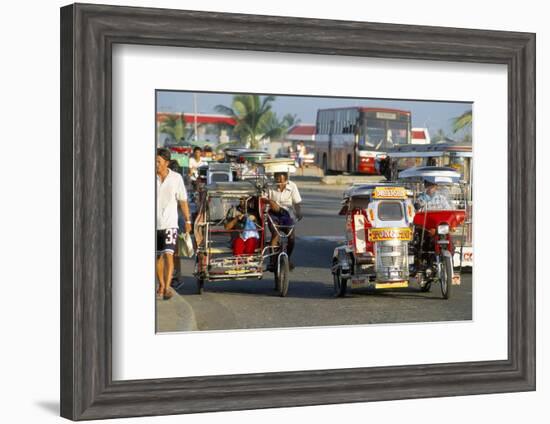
[156, 292, 198, 332]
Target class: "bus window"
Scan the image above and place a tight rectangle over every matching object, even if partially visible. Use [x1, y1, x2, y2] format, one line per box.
[363, 119, 386, 149]
[388, 120, 409, 145]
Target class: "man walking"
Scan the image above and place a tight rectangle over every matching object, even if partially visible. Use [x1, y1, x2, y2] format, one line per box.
[156, 148, 192, 300]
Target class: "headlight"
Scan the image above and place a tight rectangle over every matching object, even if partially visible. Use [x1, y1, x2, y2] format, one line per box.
[437, 224, 450, 235]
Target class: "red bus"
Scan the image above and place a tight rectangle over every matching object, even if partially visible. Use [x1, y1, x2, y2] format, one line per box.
[315, 107, 412, 174]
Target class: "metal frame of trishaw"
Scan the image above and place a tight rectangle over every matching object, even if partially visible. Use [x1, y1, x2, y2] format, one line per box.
[193, 178, 295, 297]
[398, 166, 468, 299]
[384, 143, 473, 269]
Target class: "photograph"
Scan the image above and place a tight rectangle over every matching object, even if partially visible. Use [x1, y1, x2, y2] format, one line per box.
[155, 91, 474, 332]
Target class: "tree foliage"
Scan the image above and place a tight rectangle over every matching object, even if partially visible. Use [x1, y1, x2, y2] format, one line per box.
[158, 113, 185, 143]
[452, 110, 472, 134]
[215, 95, 292, 148]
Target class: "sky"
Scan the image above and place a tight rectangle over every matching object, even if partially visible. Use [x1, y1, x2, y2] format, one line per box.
[157, 90, 472, 138]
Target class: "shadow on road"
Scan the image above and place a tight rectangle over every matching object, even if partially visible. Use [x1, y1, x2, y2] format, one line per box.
[174, 275, 448, 301]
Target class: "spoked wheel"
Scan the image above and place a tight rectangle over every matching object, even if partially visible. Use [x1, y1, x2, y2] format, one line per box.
[275, 254, 289, 297]
[439, 255, 453, 299]
[333, 268, 348, 297]
[196, 278, 204, 295]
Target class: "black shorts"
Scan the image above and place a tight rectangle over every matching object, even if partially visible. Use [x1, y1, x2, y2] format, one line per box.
[157, 228, 178, 255]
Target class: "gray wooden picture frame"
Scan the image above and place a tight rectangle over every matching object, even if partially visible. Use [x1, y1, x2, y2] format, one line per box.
[60, 3, 536, 420]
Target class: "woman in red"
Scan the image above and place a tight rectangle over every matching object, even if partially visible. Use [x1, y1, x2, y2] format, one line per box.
[224, 198, 260, 256]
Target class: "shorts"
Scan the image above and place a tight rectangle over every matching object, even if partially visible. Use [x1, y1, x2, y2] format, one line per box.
[156, 228, 178, 255]
[268, 209, 294, 228]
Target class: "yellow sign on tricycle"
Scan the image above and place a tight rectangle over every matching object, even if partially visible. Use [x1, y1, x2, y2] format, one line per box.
[368, 227, 412, 242]
[372, 186, 408, 199]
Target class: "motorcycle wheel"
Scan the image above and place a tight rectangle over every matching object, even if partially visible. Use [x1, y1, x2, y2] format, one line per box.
[440, 255, 453, 299]
[333, 268, 348, 297]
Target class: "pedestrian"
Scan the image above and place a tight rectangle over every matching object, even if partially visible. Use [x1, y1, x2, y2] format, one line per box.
[156, 148, 192, 300]
[264, 171, 303, 271]
[296, 141, 306, 175]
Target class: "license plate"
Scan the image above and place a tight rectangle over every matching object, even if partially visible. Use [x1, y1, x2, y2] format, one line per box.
[375, 281, 408, 289]
[225, 269, 249, 275]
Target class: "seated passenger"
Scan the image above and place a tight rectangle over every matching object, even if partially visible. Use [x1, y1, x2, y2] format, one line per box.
[415, 180, 452, 210]
[224, 198, 260, 256]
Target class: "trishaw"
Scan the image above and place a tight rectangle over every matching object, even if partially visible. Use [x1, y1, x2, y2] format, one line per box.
[233, 149, 272, 181]
[331, 184, 416, 296]
[398, 166, 468, 299]
[383, 143, 473, 268]
[193, 159, 298, 296]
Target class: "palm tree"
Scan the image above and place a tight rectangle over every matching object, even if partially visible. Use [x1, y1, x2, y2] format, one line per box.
[432, 128, 447, 143]
[158, 113, 185, 143]
[215, 95, 278, 149]
[281, 113, 301, 128]
[452, 110, 472, 134]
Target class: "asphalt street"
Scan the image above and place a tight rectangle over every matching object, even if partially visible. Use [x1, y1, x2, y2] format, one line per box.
[157, 178, 473, 332]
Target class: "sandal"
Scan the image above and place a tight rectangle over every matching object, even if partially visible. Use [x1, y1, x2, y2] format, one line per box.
[163, 287, 174, 300]
[156, 285, 165, 299]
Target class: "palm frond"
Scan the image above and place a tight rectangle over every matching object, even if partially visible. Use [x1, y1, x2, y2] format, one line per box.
[452, 110, 472, 133]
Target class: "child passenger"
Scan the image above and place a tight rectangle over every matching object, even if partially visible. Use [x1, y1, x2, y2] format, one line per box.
[224, 197, 260, 256]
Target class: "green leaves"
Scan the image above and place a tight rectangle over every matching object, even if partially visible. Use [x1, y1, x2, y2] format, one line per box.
[452, 110, 472, 134]
[158, 113, 185, 143]
[215, 95, 289, 149]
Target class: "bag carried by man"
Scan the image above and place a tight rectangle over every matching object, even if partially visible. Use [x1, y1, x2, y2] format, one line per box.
[178, 232, 194, 258]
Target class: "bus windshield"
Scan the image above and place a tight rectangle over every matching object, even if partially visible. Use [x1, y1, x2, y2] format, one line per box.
[360, 118, 409, 150]
[363, 119, 386, 149]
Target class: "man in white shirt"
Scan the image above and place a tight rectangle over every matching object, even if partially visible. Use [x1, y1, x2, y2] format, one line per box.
[415, 180, 452, 211]
[265, 172, 303, 270]
[156, 148, 192, 300]
[188, 146, 206, 185]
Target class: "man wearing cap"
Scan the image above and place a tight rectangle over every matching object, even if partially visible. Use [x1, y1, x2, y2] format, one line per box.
[156, 148, 192, 300]
[265, 172, 303, 270]
[415, 180, 452, 210]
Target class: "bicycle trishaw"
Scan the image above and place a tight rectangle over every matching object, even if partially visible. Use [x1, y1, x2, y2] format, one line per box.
[193, 159, 298, 296]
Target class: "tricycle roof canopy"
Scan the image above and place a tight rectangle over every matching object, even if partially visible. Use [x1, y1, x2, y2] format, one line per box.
[205, 181, 259, 195]
[257, 158, 297, 174]
[344, 183, 413, 199]
[398, 166, 461, 184]
[386, 142, 472, 158]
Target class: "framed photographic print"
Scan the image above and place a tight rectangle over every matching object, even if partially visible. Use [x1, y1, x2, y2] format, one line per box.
[60, 3, 535, 420]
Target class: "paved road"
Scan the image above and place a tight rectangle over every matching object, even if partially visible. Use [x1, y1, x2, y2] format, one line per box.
[157, 182, 472, 332]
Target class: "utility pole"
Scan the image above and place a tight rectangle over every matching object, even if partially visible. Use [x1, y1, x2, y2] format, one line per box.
[193, 93, 198, 142]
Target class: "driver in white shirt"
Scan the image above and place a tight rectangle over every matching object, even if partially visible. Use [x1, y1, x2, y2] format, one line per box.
[264, 172, 303, 270]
